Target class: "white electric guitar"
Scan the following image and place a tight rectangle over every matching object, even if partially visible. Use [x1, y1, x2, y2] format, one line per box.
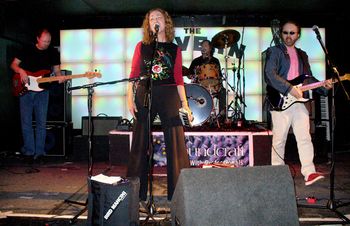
[267, 74, 350, 111]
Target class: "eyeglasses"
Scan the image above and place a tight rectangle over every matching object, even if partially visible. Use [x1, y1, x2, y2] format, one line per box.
[282, 31, 296, 35]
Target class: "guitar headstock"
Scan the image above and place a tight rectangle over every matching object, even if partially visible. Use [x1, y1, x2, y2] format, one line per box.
[85, 71, 102, 79]
[342, 73, 350, 81]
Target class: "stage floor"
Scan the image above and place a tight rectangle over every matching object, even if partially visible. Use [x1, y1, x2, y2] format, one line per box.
[0, 150, 349, 225]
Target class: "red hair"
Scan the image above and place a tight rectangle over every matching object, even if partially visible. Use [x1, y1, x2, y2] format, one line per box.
[141, 8, 175, 44]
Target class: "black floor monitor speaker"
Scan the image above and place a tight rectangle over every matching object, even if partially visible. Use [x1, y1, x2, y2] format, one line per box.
[171, 165, 299, 226]
[87, 177, 140, 226]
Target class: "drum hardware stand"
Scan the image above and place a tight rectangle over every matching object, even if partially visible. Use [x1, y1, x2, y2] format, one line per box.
[209, 92, 221, 128]
[222, 34, 232, 126]
[220, 67, 236, 97]
[216, 71, 235, 127]
[234, 29, 246, 127]
[227, 43, 247, 127]
[211, 29, 241, 127]
[225, 64, 237, 119]
[297, 27, 350, 224]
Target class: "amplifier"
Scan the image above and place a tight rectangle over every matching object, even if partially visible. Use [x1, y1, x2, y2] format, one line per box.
[32, 121, 73, 156]
[82, 116, 122, 136]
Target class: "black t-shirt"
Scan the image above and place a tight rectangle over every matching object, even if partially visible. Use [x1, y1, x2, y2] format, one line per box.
[16, 45, 60, 72]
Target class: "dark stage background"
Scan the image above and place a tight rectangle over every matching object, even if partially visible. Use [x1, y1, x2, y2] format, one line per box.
[1, 0, 350, 154]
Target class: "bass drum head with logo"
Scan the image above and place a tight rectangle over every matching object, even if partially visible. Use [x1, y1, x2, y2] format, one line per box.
[185, 84, 213, 127]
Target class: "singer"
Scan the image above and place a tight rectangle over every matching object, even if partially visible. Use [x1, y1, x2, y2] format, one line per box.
[264, 20, 332, 186]
[126, 8, 192, 201]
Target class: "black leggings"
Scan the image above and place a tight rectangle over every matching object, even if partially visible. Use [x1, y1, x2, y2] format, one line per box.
[126, 84, 190, 200]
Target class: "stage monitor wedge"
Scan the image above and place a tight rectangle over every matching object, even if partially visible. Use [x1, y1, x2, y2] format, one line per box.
[171, 165, 299, 226]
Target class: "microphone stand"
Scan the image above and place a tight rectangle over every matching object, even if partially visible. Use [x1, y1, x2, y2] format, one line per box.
[143, 31, 162, 224]
[297, 28, 350, 224]
[65, 77, 141, 225]
[222, 34, 232, 126]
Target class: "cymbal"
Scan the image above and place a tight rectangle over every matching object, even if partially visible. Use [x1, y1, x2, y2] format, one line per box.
[211, 29, 240, 49]
[182, 66, 190, 77]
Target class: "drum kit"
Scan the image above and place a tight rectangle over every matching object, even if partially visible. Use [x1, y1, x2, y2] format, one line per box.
[183, 29, 245, 128]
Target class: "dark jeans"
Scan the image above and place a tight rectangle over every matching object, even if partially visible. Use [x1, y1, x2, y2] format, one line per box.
[19, 90, 49, 157]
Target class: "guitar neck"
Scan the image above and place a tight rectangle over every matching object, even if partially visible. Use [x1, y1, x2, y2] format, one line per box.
[37, 74, 89, 83]
[300, 74, 349, 92]
[299, 80, 329, 92]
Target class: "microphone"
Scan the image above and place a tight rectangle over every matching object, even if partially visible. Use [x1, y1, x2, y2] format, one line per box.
[312, 25, 321, 38]
[154, 23, 160, 32]
[197, 98, 205, 104]
[187, 95, 205, 105]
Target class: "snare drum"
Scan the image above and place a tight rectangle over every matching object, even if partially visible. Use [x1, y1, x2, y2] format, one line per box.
[197, 63, 221, 93]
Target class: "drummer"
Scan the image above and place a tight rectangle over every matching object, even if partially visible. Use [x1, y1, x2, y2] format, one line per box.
[188, 39, 227, 118]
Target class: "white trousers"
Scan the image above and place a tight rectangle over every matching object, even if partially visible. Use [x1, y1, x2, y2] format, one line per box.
[270, 103, 316, 180]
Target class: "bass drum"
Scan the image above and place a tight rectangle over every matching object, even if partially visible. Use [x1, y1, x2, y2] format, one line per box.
[197, 63, 221, 93]
[185, 83, 213, 127]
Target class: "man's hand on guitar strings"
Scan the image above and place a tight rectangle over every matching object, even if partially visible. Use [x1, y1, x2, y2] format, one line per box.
[324, 80, 333, 89]
[290, 86, 303, 99]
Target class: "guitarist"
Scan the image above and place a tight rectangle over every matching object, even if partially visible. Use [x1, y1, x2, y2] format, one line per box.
[264, 20, 332, 186]
[10, 28, 66, 163]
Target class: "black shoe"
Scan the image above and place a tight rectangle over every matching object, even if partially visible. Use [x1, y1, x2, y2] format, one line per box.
[33, 155, 46, 165]
[22, 155, 34, 165]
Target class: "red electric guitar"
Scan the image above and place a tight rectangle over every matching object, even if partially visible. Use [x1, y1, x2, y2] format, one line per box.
[12, 70, 102, 96]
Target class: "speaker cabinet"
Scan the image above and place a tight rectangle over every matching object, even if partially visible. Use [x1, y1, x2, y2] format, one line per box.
[109, 133, 130, 166]
[171, 165, 299, 226]
[47, 69, 72, 122]
[72, 135, 109, 161]
[87, 177, 140, 226]
[32, 122, 72, 156]
[82, 116, 122, 136]
[252, 133, 272, 165]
